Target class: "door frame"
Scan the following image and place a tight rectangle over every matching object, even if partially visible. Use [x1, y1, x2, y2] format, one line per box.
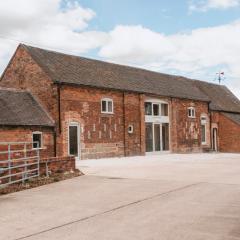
[153, 123, 162, 152]
[68, 122, 81, 160]
[146, 122, 170, 154]
[212, 128, 218, 152]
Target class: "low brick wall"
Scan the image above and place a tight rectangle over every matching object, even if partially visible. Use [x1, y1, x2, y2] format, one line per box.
[39, 156, 76, 175]
[0, 156, 76, 185]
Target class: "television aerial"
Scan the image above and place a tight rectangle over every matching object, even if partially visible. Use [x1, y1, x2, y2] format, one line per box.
[215, 71, 225, 84]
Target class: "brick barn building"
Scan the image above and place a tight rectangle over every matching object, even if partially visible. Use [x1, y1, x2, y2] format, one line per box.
[0, 44, 240, 160]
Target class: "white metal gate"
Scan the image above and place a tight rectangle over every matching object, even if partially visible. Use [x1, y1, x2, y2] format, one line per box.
[0, 142, 40, 188]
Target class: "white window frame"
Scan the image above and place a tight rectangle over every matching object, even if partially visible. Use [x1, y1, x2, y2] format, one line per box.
[144, 100, 169, 117]
[101, 98, 114, 114]
[32, 131, 43, 149]
[188, 107, 196, 118]
[201, 117, 207, 145]
[68, 122, 81, 160]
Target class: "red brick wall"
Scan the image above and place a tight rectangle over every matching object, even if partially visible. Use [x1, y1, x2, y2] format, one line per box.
[39, 156, 75, 175]
[171, 98, 210, 152]
[218, 113, 240, 152]
[59, 85, 145, 159]
[124, 93, 145, 156]
[0, 45, 58, 129]
[0, 156, 75, 185]
[0, 127, 55, 159]
[0, 45, 213, 158]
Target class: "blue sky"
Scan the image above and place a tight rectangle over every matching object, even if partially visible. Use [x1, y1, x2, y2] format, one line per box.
[78, 0, 240, 33]
[0, 0, 240, 96]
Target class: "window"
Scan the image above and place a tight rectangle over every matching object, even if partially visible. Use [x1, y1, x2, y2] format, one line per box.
[161, 104, 168, 116]
[32, 132, 42, 149]
[153, 104, 160, 116]
[188, 107, 196, 118]
[128, 125, 134, 134]
[201, 125, 206, 144]
[145, 102, 169, 117]
[101, 98, 113, 114]
[145, 102, 152, 115]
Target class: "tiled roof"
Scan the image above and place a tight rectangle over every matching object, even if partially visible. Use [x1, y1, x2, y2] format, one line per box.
[22, 44, 240, 113]
[0, 88, 54, 127]
[223, 112, 240, 125]
[22, 45, 209, 102]
[194, 81, 240, 113]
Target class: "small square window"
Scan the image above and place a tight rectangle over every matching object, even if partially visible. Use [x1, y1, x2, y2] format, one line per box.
[188, 107, 196, 118]
[101, 98, 113, 114]
[33, 132, 42, 149]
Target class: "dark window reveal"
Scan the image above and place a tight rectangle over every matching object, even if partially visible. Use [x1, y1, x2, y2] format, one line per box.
[145, 102, 152, 115]
[33, 132, 42, 149]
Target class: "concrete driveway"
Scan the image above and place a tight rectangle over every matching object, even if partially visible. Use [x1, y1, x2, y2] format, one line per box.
[1, 153, 240, 240]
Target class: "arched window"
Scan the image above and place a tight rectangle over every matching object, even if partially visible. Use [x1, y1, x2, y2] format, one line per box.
[101, 98, 113, 114]
[188, 107, 196, 118]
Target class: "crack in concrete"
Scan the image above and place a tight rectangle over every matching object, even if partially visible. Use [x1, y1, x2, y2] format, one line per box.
[14, 182, 203, 240]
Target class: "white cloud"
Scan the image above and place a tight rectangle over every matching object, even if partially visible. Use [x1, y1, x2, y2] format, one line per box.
[189, 0, 240, 11]
[0, 0, 108, 71]
[99, 23, 240, 97]
[0, 0, 240, 98]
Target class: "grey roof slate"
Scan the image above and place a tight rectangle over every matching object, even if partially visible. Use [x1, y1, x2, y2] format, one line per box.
[22, 44, 240, 113]
[0, 89, 54, 127]
[22, 45, 209, 102]
[223, 112, 240, 125]
[194, 81, 240, 113]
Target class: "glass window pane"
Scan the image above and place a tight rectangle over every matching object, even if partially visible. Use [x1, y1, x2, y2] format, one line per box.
[145, 102, 152, 115]
[161, 104, 168, 116]
[69, 126, 78, 156]
[162, 123, 169, 150]
[145, 123, 153, 152]
[33, 134, 41, 148]
[192, 109, 195, 117]
[108, 101, 113, 112]
[201, 125, 206, 143]
[153, 104, 159, 116]
[154, 124, 161, 151]
[102, 100, 107, 112]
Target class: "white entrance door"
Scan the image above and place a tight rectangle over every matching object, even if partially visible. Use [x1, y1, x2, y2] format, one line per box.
[68, 123, 80, 160]
[145, 123, 169, 153]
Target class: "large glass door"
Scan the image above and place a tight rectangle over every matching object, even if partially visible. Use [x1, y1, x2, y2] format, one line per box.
[145, 123, 153, 152]
[154, 124, 161, 151]
[162, 123, 169, 151]
[145, 123, 169, 152]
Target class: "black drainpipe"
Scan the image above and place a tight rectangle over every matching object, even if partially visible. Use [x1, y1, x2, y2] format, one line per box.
[53, 83, 62, 157]
[139, 94, 142, 154]
[208, 102, 212, 150]
[53, 129, 57, 157]
[122, 92, 126, 156]
[57, 83, 62, 134]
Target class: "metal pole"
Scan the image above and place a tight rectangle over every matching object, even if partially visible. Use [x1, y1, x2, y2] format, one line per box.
[23, 143, 27, 183]
[37, 142, 40, 177]
[8, 144, 11, 183]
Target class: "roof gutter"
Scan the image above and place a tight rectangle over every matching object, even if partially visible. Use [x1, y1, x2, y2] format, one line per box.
[53, 81, 210, 103]
[210, 109, 240, 115]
